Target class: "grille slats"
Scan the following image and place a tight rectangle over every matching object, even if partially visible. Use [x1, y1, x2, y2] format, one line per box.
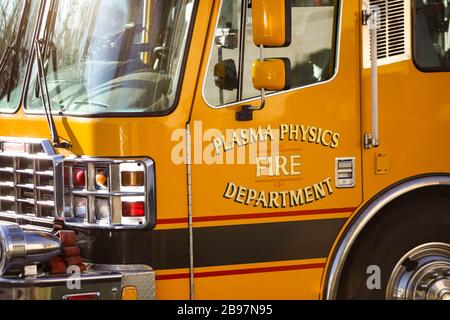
[0, 138, 61, 226]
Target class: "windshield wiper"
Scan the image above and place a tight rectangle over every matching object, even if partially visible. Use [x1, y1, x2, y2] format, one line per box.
[72, 101, 109, 109]
[34, 39, 71, 149]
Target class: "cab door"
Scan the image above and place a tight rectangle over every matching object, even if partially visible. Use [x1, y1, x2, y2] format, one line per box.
[189, 0, 362, 299]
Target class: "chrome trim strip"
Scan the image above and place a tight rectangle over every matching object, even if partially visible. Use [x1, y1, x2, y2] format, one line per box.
[325, 175, 450, 300]
[201, 0, 343, 109]
[71, 190, 146, 197]
[0, 264, 155, 300]
[94, 264, 153, 272]
[0, 272, 122, 286]
[0, 136, 57, 155]
[0, 212, 54, 226]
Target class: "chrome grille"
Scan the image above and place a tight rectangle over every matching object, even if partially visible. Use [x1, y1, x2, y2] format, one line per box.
[0, 138, 63, 227]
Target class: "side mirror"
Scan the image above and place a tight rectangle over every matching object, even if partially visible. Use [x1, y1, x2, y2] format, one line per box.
[252, 0, 292, 47]
[252, 58, 291, 91]
[236, 0, 293, 122]
[214, 59, 238, 91]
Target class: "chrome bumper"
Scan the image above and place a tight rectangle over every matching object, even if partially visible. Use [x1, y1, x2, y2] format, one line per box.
[0, 265, 155, 300]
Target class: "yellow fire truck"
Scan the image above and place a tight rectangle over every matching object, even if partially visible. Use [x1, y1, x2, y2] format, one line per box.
[0, 0, 449, 300]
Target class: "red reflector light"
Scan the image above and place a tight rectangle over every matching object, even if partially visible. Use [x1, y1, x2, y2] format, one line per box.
[64, 293, 99, 300]
[122, 202, 145, 217]
[73, 167, 86, 188]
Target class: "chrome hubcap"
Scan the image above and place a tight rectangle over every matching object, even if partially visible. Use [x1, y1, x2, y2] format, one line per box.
[386, 242, 450, 300]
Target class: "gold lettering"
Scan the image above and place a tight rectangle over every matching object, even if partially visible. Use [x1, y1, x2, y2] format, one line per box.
[223, 134, 233, 152]
[231, 131, 243, 148]
[266, 125, 275, 141]
[313, 182, 326, 200]
[268, 192, 280, 208]
[224, 178, 335, 209]
[256, 157, 272, 177]
[249, 129, 260, 144]
[275, 156, 289, 177]
[235, 186, 247, 204]
[245, 189, 258, 205]
[316, 128, 323, 144]
[323, 177, 334, 194]
[331, 133, 340, 148]
[280, 191, 288, 208]
[254, 192, 268, 208]
[308, 127, 317, 143]
[289, 125, 299, 141]
[290, 155, 301, 176]
[304, 186, 314, 203]
[321, 130, 333, 147]
[212, 138, 223, 155]
[289, 189, 305, 207]
[280, 124, 289, 141]
[223, 182, 237, 199]
[300, 125, 309, 142]
[239, 129, 249, 145]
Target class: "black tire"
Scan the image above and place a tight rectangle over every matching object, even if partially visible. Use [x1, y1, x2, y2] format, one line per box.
[337, 187, 450, 299]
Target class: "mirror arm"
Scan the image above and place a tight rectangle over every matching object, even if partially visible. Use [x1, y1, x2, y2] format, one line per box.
[217, 45, 224, 105]
[236, 45, 266, 121]
[250, 44, 267, 111]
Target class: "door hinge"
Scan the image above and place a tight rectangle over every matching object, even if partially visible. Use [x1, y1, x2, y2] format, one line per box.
[364, 133, 379, 149]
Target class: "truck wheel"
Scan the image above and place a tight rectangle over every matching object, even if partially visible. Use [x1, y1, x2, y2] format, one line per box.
[337, 189, 450, 300]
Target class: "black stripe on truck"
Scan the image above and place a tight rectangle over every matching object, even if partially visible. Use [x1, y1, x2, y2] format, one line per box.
[87, 218, 346, 270]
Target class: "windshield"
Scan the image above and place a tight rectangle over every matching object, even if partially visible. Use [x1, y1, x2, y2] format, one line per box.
[26, 0, 195, 115]
[0, 0, 39, 111]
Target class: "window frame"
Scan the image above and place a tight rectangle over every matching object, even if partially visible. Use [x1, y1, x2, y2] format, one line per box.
[412, 0, 450, 73]
[0, 0, 43, 115]
[202, 0, 342, 109]
[18, 0, 199, 118]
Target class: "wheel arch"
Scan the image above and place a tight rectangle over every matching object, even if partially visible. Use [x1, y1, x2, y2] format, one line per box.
[323, 173, 450, 300]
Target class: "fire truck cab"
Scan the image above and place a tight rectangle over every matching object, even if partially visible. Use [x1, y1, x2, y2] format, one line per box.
[0, 0, 449, 300]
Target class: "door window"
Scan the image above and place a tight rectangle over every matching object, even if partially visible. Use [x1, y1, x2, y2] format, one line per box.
[204, 0, 340, 107]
